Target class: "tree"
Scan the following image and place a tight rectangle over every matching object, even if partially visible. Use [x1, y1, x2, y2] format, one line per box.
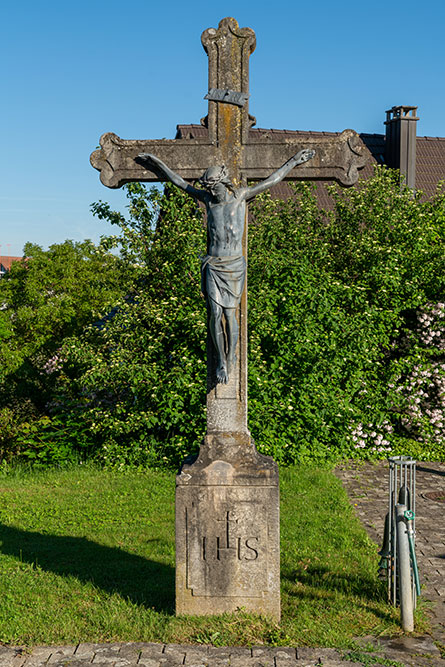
[0, 239, 132, 462]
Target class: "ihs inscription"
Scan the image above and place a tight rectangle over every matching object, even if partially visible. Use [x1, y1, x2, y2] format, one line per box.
[186, 500, 268, 597]
[201, 511, 259, 561]
[202, 536, 259, 561]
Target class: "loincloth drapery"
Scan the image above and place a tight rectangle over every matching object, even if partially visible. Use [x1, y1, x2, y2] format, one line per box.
[201, 254, 246, 309]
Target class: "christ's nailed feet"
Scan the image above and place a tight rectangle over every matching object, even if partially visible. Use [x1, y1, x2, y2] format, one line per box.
[216, 363, 229, 384]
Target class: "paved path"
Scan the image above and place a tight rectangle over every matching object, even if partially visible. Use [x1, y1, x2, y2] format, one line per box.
[2, 639, 443, 667]
[3, 460, 445, 666]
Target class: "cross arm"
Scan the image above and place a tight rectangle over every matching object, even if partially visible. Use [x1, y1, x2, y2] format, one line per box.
[90, 132, 216, 189]
[137, 153, 208, 201]
[241, 129, 367, 186]
[243, 149, 315, 200]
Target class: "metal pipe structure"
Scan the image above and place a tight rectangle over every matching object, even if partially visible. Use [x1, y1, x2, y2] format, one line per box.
[387, 456, 417, 610]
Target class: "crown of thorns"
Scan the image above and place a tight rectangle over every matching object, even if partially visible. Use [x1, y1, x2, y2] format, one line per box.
[199, 165, 230, 188]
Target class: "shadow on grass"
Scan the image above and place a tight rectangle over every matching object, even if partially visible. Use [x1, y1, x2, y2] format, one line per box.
[283, 563, 391, 597]
[0, 523, 175, 613]
[282, 565, 383, 599]
[281, 566, 395, 622]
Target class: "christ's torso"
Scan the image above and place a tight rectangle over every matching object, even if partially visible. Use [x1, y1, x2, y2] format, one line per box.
[206, 195, 245, 256]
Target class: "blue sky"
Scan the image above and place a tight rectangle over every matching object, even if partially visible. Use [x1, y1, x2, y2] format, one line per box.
[2, 0, 445, 257]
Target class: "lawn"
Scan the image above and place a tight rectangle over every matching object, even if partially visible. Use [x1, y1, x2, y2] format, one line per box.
[0, 464, 413, 647]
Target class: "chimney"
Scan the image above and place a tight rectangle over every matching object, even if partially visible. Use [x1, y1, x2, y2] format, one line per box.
[384, 106, 419, 189]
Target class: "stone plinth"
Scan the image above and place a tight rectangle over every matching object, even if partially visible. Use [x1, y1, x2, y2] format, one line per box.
[176, 432, 280, 620]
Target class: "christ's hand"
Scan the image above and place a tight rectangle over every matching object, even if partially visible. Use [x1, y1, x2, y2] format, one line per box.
[137, 153, 158, 167]
[293, 149, 315, 165]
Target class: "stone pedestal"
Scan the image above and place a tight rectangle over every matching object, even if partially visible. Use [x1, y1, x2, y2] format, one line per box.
[176, 432, 280, 620]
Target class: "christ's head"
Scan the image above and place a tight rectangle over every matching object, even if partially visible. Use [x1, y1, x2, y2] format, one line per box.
[199, 165, 235, 201]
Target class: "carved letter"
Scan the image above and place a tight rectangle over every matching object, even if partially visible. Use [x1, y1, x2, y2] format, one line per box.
[244, 538, 259, 560]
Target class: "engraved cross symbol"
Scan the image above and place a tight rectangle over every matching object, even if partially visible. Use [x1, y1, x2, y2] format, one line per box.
[90, 17, 366, 438]
[216, 510, 239, 549]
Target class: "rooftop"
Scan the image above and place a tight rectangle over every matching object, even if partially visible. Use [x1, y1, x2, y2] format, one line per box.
[176, 124, 445, 206]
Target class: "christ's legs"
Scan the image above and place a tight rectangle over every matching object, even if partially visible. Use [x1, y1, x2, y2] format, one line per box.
[224, 307, 238, 373]
[209, 301, 229, 384]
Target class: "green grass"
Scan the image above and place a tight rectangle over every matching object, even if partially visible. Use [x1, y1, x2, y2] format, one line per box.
[0, 464, 423, 647]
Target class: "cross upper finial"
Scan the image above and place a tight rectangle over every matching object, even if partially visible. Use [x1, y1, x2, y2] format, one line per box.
[201, 17, 256, 181]
[90, 17, 366, 190]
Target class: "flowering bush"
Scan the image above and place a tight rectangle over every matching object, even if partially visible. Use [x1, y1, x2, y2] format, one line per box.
[247, 169, 444, 463]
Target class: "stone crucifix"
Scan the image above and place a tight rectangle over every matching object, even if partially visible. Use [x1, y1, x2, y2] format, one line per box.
[91, 17, 366, 620]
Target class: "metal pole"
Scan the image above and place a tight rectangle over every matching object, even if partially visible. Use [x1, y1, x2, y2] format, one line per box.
[396, 504, 414, 632]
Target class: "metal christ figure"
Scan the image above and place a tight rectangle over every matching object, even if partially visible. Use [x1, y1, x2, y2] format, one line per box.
[137, 149, 315, 384]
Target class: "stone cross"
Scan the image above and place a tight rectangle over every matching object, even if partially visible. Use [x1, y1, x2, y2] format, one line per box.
[91, 17, 365, 438]
[91, 17, 366, 621]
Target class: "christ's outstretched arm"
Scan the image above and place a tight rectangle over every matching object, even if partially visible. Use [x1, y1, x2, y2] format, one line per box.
[136, 153, 208, 202]
[243, 148, 315, 201]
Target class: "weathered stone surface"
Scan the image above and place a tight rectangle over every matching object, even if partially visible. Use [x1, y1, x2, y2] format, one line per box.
[200, 18, 254, 435]
[161, 645, 187, 663]
[273, 648, 297, 659]
[138, 644, 165, 656]
[46, 646, 77, 664]
[201, 18, 255, 151]
[137, 657, 162, 667]
[14, 640, 445, 667]
[0, 647, 25, 667]
[75, 643, 110, 658]
[116, 643, 146, 661]
[241, 128, 366, 186]
[229, 658, 272, 667]
[171, 24, 282, 619]
[176, 434, 280, 619]
[206, 647, 232, 658]
[19, 646, 54, 667]
[183, 647, 209, 665]
[90, 134, 216, 189]
[90, 125, 366, 190]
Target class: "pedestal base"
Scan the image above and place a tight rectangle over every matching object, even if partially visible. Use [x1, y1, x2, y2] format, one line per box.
[175, 432, 280, 620]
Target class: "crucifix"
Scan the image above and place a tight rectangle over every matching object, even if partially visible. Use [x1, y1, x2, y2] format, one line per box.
[136, 148, 314, 387]
[91, 17, 366, 620]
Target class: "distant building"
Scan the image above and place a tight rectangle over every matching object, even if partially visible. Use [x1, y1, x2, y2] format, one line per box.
[0, 256, 22, 278]
[177, 106, 445, 208]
